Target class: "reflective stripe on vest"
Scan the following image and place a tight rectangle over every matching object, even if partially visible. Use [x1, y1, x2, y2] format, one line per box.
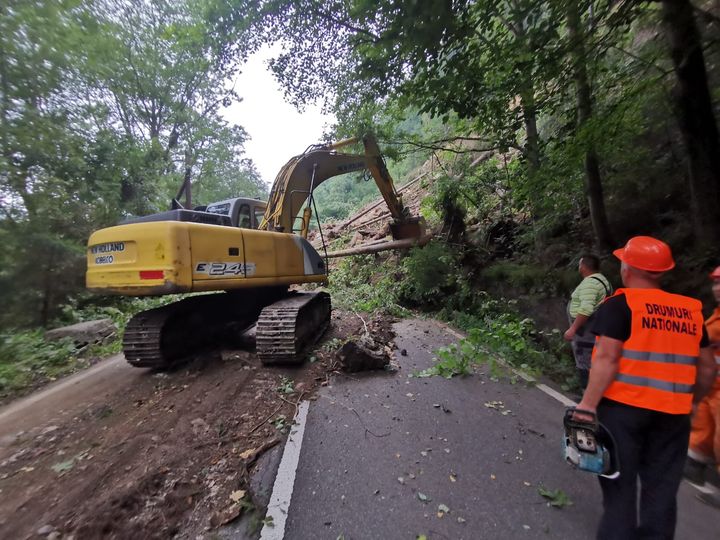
[614, 373, 694, 394]
[622, 348, 697, 365]
[600, 288, 704, 414]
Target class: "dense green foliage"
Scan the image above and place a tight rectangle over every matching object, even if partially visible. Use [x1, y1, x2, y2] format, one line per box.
[0, 0, 266, 328]
[328, 244, 577, 388]
[0, 295, 178, 400]
[0, 332, 80, 399]
[250, 0, 720, 263]
[4, 0, 720, 395]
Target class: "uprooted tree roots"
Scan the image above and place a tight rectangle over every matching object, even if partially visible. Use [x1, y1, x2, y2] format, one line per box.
[335, 315, 396, 372]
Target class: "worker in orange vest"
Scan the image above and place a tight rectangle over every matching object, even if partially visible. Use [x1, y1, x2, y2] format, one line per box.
[684, 266, 720, 492]
[575, 236, 717, 539]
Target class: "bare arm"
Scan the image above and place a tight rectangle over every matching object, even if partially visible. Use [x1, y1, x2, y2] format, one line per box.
[564, 313, 589, 341]
[694, 347, 718, 404]
[576, 336, 624, 414]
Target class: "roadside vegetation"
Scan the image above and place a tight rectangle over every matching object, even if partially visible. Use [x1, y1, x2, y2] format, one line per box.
[328, 243, 578, 390]
[4, 1, 720, 400]
[0, 296, 171, 402]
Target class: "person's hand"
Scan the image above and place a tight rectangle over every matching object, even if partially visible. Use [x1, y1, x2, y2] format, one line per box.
[564, 328, 575, 341]
[573, 401, 596, 422]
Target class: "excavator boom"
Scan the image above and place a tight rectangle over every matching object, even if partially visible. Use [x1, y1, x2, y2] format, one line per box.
[260, 134, 424, 240]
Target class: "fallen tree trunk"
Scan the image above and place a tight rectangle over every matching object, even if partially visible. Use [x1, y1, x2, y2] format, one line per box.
[325, 234, 433, 258]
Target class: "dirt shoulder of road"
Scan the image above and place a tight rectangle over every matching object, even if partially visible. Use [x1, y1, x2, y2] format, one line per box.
[0, 309, 395, 539]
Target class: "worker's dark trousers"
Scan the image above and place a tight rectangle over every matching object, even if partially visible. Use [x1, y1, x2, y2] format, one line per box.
[596, 399, 690, 540]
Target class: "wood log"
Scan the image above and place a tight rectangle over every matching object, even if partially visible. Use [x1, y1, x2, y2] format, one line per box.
[325, 234, 432, 258]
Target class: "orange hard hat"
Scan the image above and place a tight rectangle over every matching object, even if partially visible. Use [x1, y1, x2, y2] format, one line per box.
[710, 266, 720, 280]
[613, 236, 675, 272]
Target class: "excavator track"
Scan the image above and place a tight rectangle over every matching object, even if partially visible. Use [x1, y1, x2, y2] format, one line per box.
[123, 288, 287, 369]
[256, 291, 331, 365]
[123, 307, 170, 368]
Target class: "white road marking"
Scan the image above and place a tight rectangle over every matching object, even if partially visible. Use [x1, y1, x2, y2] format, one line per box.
[687, 481, 716, 494]
[435, 320, 720, 498]
[536, 383, 577, 407]
[434, 320, 577, 405]
[260, 400, 310, 540]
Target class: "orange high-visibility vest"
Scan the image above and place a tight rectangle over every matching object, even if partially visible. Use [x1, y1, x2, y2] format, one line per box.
[599, 288, 704, 414]
[706, 307, 720, 388]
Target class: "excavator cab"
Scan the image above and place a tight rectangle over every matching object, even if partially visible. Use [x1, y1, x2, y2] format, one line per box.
[205, 198, 267, 229]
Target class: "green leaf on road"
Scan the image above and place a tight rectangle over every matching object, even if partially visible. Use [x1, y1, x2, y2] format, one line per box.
[51, 459, 75, 474]
[538, 486, 573, 508]
[417, 492, 431, 503]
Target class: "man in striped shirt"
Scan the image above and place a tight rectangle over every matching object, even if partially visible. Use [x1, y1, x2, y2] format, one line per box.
[565, 254, 612, 388]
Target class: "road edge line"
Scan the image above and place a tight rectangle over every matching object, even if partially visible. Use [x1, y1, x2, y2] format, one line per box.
[259, 400, 310, 540]
[436, 320, 720, 498]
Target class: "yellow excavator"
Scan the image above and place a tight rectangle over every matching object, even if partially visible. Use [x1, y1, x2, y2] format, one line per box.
[86, 134, 427, 368]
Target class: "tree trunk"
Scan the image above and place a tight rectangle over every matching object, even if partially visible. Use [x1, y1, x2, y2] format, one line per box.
[660, 0, 720, 244]
[567, 0, 614, 252]
[0, 6, 9, 159]
[40, 253, 55, 327]
[181, 165, 193, 209]
[520, 87, 545, 249]
[520, 89, 541, 174]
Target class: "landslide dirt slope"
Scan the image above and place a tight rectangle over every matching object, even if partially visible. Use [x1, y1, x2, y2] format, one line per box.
[311, 146, 495, 253]
[0, 310, 393, 539]
[311, 170, 431, 252]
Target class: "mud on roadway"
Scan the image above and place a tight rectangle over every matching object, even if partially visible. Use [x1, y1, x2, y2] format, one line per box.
[0, 309, 395, 539]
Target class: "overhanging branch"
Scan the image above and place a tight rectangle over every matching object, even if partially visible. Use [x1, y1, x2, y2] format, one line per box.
[386, 136, 519, 156]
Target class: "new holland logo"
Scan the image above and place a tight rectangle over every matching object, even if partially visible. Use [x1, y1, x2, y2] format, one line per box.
[91, 242, 125, 254]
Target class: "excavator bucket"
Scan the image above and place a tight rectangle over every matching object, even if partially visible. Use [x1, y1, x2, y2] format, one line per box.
[390, 217, 426, 241]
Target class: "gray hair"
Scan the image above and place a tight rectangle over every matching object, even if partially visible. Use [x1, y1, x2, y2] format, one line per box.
[621, 261, 665, 282]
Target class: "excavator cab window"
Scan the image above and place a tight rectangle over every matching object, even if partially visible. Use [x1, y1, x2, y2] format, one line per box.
[238, 204, 251, 229]
[206, 202, 230, 216]
[253, 207, 265, 229]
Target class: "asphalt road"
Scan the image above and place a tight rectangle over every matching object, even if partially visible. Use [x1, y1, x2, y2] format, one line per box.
[277, 319, 718, 540]
[1, 320, 716, 539]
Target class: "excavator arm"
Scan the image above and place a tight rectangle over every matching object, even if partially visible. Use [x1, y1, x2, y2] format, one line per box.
[259, 134, 424, 240]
